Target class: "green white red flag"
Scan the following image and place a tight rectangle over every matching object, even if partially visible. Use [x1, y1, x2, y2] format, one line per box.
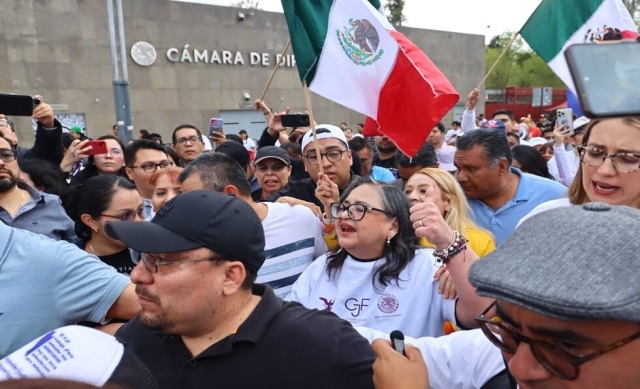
[281, 0, 459, 156]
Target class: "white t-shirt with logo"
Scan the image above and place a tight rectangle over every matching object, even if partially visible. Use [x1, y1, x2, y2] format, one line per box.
[257, 202, 326, 298]
[286, 248, 456, 338]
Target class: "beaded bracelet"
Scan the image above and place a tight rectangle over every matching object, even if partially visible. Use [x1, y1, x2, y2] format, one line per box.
[433, 231, 468, 267]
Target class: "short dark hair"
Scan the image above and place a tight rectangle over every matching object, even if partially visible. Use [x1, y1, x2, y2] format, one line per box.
[506, 132, 520, 142]
[348, 136, 372, 153]
[239, 130, 247, 135]
[492, 109, 515, 122]
[112, 124, 118, 130]
[172, 124, 202, 144]
[177, 153, 252, 197]
[1, 137, 14, 149]
[139, 129, 150, 138]
[225, 134, 243, 144]
[398, 142, 438, 168]
[340, 122, 347, 126]
[281, 142, 301, 157]
[64, 175, 137, 239]
[18, 159, 67, 196]
[455, 129, 512, 168]
[62, 133, 75, 149]
[511, 145, 554, 180]
[124, 139, 168, 167]
[212, 257, 257, 290]
[433, 122, 446, 133]
[357, 123, 365, 127]
[452, 121, 461, 126]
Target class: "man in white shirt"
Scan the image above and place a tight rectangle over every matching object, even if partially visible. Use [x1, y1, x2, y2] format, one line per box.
[239, 130, 257, 152]
[445, 121, 464, 145]
[178, 152, 326, 298]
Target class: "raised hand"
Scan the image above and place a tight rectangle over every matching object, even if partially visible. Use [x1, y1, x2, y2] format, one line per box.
[409, 185, 454, 249]
[315, 172, 339, 214]
[32, 95, 55, 128]
[553, 122, 571, 146]
[466, 88, 480, 111]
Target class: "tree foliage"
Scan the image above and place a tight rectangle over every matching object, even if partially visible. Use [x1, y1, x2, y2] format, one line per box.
[384, 0, 406, 26]
[234, 0, 260, 9]
[485, 32, 565, 89]
[622, 0, 640, 28]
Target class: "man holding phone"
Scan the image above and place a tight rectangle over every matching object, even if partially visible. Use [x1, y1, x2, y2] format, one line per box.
[0, 94, 64, 165]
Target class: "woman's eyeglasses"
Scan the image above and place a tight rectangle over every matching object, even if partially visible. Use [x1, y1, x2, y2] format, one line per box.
[330, 202, 392, 221]
[101, 206, 146, 221]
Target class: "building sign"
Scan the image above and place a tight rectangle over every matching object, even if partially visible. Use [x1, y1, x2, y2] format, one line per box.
[131, 42, 157, 67]
[131, 42, 295, 68]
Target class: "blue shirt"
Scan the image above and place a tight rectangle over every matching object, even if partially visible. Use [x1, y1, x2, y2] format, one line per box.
[0, 222, 130, 358]
[0, 182, 76, 242]
[468, 168, 566, 246]
[370, 166, 395, 183]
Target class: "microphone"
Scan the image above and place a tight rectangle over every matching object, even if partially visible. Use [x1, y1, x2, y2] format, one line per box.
[390, 330, 405, 356]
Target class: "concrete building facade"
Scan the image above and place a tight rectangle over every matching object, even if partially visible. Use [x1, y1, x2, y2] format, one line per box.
[0, 0, 485, 145]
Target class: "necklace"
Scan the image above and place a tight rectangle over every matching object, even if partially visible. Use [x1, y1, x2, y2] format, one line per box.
[6, 190, 24, 216]
[88, 243, 96, 255]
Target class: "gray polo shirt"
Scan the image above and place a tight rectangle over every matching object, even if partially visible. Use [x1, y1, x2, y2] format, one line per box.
[0, 182, 76, 242]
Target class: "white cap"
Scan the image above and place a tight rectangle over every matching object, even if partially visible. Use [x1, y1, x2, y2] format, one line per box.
[301, 124, 349, 152]
[0, 326, 124, 386]
[574, 116, 591, 131]
[528, 137, 548, 147]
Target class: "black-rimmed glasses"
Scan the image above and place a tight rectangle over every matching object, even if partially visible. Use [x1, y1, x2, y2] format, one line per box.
[174, 136, 201, 146]
[304, 150, 347, 165]
[330, 202, 393, 221]
[127, 161, 174, 173]
[475, 300, 640, 380]
[134, 253, 217, 273]
[0, 148, 17, 163]
[577, 146, 640, 173]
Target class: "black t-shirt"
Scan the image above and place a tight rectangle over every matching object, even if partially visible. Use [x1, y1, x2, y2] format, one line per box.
[116, 284, 375, 389]
[75, 239, 136, 275]
[373, 153, 398, 178]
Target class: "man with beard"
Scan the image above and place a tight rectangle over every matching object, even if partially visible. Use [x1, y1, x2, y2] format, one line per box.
[373, 136, 399, 178]
[107, 190, 375, 389]
[0, 137, 75, 241]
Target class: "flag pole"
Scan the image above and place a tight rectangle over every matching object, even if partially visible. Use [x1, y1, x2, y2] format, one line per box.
[476, 32, 520, 90]
[259, 39, 292, 102]
[302, 80, 324, 175]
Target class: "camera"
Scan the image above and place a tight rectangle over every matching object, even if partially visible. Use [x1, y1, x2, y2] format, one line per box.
[243, 92, 251, 101]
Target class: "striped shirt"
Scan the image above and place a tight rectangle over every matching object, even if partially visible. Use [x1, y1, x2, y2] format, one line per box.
[257, 203, 326, 298]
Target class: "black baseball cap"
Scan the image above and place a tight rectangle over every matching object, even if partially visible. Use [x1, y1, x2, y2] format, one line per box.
[254, 146, 290, 166]
[105, 190, 266, 273]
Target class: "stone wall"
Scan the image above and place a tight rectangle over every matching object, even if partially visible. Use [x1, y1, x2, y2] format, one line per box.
[0, 0, 485, 145]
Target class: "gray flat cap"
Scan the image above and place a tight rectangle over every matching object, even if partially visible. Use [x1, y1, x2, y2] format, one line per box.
[469, 203, 640, 322]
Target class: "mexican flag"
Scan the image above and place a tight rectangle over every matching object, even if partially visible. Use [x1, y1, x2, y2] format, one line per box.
[281, 0, 459, 156]
[520, 0, 638, 93]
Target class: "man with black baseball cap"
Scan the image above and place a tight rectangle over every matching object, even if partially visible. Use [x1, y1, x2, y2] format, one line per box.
[251, 146, 292, 201]
[373, 203, 640, 389]
[106, 190, 374, 389]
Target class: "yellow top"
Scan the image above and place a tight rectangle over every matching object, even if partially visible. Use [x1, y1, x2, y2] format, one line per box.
[420, 227, 495, 257]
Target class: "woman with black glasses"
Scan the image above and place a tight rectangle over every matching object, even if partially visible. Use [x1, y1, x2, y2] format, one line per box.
[287, 176, 488, 338]
[65, 175, 144, 275]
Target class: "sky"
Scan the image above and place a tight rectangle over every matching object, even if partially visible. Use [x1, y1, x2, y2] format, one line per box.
[172, 0, 544, 42]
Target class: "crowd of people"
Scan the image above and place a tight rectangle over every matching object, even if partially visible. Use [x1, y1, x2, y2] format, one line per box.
[1, 48, 640, 389]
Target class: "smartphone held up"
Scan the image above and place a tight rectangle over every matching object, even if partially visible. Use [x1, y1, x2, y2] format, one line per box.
[0, 94, 40, 116]
[565, 40, 640, 118]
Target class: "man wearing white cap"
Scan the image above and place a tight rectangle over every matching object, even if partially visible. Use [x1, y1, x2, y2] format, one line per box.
[266, 124, 354, 214]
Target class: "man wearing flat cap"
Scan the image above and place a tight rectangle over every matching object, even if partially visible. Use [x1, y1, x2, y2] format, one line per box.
[107, 191, 374, 389]
[372, 203, 640, 389]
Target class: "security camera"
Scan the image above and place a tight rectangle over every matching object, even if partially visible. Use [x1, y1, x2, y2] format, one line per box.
[238, 12, 245, 21]
[243, 92, 251, 101]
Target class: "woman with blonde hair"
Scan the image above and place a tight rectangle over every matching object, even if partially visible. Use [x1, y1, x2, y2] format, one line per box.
[404, 168, 495, 257]
[520, 117, 640, 223]
[149, 167, 183, 212]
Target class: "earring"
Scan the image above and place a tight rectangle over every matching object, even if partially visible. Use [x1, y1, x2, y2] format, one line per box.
[386, 236, 391, 246]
